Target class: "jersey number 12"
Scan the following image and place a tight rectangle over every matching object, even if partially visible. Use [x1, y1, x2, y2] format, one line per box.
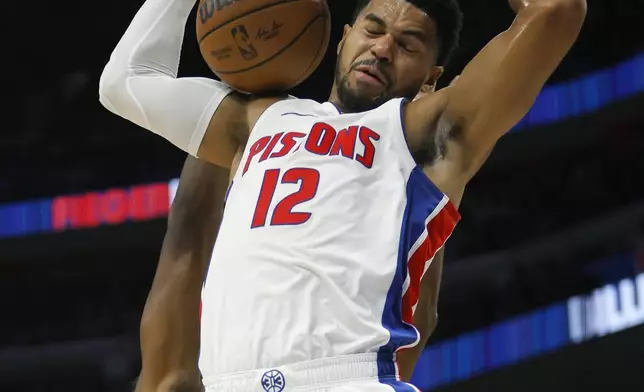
[251, 168, 320, 228]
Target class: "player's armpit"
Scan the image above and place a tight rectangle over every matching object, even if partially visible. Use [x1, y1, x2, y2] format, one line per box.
[396, 248, 444, 382]
[407, 0, 586, 178]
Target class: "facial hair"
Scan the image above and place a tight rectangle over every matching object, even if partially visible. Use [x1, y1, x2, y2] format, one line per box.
[334, 57, 422, 113]
[334, 57, 393, 113]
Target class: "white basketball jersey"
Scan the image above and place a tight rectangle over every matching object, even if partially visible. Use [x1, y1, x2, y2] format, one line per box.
[199, 98, 460, 379]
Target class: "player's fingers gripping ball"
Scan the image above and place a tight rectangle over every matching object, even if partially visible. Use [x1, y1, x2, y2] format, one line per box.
[197, 0, 331, 94]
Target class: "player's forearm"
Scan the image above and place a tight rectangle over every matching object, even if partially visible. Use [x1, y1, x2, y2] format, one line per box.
[98, 0, 232, 156]
[137, 253, 204, 392]
[509, 0, 587, 14]
[101, 0, 193, 84]
[492, 0, 587, 120]
[136, 370, 203, 392]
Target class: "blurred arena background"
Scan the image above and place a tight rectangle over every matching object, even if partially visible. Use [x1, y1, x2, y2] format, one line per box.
[2, 0, 644, 391]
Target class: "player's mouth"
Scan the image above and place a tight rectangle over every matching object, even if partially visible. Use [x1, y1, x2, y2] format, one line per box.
[353, 65, 387, 87]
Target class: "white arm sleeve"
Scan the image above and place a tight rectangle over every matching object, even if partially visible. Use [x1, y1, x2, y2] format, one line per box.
[98, 0, 232, 156]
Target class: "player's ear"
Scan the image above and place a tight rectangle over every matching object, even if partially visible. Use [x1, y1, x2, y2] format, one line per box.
[338, 24, 352, 55]
[425, 66, 444, 91]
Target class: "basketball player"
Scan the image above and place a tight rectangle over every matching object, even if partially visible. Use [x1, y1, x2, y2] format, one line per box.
[100, 0, 586, 390]
[131, 85, 442, 392]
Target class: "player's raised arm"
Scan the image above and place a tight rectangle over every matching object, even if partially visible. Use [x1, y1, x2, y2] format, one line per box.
[406, 0, 586, 178]
[135, 157, 229, 392]
[98, 0, 251, 168]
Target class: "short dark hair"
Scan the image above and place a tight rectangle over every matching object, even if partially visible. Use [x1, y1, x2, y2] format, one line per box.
[352, 0, 463, 65]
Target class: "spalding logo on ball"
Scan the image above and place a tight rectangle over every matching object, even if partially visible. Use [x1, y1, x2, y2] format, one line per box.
[196, 0, 331, 94]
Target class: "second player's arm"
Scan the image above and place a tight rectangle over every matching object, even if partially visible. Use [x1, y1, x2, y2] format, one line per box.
[405, 0, 586, 182]
[396, 248, 444, 382]
[135, 157, 229, 392]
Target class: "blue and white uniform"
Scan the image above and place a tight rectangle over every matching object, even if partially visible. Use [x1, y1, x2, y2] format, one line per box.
[97, 0, 460, 389]
[199, 98, 460, 391]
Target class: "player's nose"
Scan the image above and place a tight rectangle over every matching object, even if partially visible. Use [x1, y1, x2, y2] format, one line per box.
[370, 34, 395, 63]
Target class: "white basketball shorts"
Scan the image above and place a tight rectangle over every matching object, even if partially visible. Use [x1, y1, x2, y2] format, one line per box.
[202, 353, 421, 392]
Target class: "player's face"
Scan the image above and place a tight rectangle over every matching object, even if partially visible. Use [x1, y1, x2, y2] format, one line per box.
[332, 0, 444, 112]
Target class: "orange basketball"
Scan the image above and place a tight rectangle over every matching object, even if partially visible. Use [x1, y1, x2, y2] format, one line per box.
[196, 0, 331, 94]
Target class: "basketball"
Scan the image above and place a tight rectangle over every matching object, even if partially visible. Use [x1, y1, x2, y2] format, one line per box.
[196, 0, 331, 94]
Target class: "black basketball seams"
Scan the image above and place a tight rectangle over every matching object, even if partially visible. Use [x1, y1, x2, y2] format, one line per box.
[291, 17, 328, 85]
[208, 14, 328, 75]
[197, 0, 307, 44]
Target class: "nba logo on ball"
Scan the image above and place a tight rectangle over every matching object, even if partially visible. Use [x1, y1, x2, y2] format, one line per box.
[261, 369, 285, 392]
[231, 25, 258, 61]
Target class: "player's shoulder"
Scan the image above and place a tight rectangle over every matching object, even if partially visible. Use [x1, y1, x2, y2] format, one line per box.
[263, 96, 329, 115]
[250, 96, 407, 131]
[267, 97, 408, 120]
[248, 96, 337, 130]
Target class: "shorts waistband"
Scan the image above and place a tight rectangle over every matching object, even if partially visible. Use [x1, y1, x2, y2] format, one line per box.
[202, 353, 400, 391]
